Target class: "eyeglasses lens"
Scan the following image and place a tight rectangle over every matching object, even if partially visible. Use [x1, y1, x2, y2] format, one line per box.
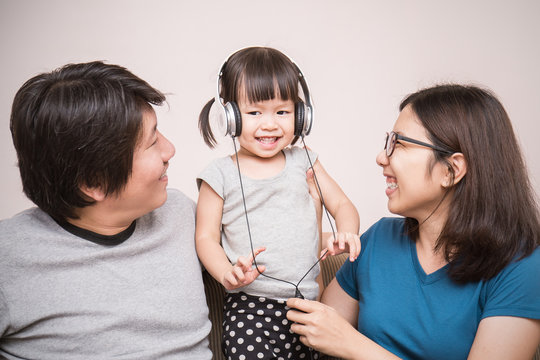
[385, 132, 396, 157]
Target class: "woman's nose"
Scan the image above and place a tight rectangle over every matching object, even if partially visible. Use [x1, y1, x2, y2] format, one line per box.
[376, 149, 388, 167]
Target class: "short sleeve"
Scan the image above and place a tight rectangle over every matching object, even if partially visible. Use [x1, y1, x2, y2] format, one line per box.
[196, 159, 226, 199]
[482, 247, 540, 320]
[288, 146, 318, 171]
[336, 257, 360, 300]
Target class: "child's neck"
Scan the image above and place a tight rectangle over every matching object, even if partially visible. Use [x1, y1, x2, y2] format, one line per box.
[233, 149, 286, 179]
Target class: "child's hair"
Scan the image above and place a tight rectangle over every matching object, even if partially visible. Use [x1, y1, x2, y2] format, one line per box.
[10, 61, 166, 221]
[199, 47, 303, 148]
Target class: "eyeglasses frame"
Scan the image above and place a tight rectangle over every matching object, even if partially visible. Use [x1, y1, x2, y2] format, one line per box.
[385, 131, 454, 157]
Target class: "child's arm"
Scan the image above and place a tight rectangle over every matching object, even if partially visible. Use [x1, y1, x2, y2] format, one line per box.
[309, 159, 361, 262]
[196, 181, 266, 290]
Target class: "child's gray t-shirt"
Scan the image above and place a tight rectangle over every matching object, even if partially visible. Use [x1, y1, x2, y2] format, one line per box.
[197, 147, 320, 300]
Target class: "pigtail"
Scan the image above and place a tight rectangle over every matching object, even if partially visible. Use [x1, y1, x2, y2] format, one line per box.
[198, 98, 217, 148]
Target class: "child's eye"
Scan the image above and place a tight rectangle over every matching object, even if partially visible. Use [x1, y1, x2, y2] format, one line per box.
[247, 111, 261, 115]
[277, 110, 290, 115]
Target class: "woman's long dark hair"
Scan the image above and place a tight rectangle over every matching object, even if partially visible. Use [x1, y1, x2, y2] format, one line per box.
[401, 84, 540, 283]
[199, 47, 301, 148]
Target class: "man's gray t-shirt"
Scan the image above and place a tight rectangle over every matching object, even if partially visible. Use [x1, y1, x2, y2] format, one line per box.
[0, 189, 212, 360]
[197, 147, 320, 300]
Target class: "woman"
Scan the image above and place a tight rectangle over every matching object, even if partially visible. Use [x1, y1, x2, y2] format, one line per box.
[287, 84, 540, 359]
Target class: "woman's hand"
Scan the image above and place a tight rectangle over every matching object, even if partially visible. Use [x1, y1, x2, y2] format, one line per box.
[286, 297, 361, 358]
[222, 246, 266, 290]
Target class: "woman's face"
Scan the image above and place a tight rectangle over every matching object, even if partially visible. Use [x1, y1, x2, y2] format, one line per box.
[376, 105, 449, 221]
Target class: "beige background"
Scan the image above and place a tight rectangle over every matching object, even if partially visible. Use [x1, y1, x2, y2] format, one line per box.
[1, 0, 539, 233]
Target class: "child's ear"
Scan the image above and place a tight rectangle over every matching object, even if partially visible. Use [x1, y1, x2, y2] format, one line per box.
[443, 152, 467, 188]
[79, 185, 106, 202]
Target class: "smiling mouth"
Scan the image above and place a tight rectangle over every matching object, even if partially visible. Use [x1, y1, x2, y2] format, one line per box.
[159, 169, 168, 180]
[256, 137, 279, 144]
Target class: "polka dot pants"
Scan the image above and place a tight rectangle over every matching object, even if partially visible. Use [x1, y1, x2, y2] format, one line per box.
[222, 292, 318, 360]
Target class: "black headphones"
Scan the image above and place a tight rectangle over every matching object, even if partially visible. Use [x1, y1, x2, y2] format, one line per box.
[215, 54, 314, 138]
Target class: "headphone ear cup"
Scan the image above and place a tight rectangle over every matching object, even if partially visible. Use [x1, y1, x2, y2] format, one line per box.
[295, 101, 305, 137]
[223, 101, 242, 137]
[228, 101, 242, 137]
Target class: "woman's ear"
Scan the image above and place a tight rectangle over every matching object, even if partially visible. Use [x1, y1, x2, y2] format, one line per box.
[443, 152, 467, 187]
[79, 185, 106, 202]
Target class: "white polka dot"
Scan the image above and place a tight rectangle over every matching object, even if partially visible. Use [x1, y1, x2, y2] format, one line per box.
[265, 317, 271, 322]
[295, 345, 302, 351]
[285, 342, 291, 349]
[282, 319, 288, 325]
[273, 325, 279, 331]
[229, 330, 235, 337]
[274, 347, 281, 353]
[279, 334, 286, 340]
[300, 353, 306, 358]
[257, 309, 264, 315]
[264, 344, 270, 350]
[225, 340, 230, 346]
[247, 314, 254, 320]
[256, 322, 262, 328]
[275, 310, 282, 316]
[241, 295, 247, 301]
[225, 325, 230, 331]
[247, 345, 254, 351]
[231, 316, 236, 321]
[238, 309, 245, 313]
[237, 321, 244, 328]
[237, 338, 244, 344]
[248, 302, 256, 308]
[258, 353, 264, 359]
[232, 302, 238, 308]
[264, 330, 270, 336]
[256, 336, 262, 343]
[231, 347, 236, 353]
[246, 329, 253, 335]
[267, 303, 274, 309]
[259, 297, 265, 302]
[239, 355, 246, 360]
[269, 339, 276, 345]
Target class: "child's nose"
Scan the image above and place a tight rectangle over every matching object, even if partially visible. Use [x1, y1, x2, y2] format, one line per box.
[260, 114, 278, 129]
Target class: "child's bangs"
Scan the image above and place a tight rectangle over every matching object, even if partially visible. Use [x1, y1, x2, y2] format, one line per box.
[240, 63, 298, 104]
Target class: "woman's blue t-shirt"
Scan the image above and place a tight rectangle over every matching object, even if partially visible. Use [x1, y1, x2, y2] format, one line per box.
[336, 217, 540, 360]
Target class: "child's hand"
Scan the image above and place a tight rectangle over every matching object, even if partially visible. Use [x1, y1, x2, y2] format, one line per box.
[222, 246, 266, 290]
[321, 232, 360, 262]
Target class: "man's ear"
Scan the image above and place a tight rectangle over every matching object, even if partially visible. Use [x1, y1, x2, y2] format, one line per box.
[443, 152, 467, 188]
[80, 185, 106, 202]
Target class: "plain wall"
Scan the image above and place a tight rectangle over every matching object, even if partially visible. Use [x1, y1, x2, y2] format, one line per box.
[1, 0, 539, 234]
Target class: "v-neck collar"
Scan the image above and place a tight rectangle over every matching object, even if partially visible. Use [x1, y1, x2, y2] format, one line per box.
[409, 239, 449, 285]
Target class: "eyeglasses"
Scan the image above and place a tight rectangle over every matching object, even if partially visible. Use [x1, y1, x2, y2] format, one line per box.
[384, 131, 454, 157]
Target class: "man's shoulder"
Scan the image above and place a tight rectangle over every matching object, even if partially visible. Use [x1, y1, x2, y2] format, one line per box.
[0, 207, 48, 233]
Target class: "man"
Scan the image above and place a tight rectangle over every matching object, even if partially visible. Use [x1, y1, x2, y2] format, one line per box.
[0, 61, 212, 359]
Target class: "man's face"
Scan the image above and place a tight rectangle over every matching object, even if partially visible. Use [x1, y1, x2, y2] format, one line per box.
[110, 107, 175, 219]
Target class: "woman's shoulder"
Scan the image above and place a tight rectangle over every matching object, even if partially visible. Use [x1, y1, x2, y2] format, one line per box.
[364, 217, 406, 236]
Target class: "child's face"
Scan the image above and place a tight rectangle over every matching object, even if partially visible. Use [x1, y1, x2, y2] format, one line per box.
[236, 91, 296, 159]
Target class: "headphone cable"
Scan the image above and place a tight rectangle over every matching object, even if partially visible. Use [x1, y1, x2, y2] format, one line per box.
[232, 136, 337, 298]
